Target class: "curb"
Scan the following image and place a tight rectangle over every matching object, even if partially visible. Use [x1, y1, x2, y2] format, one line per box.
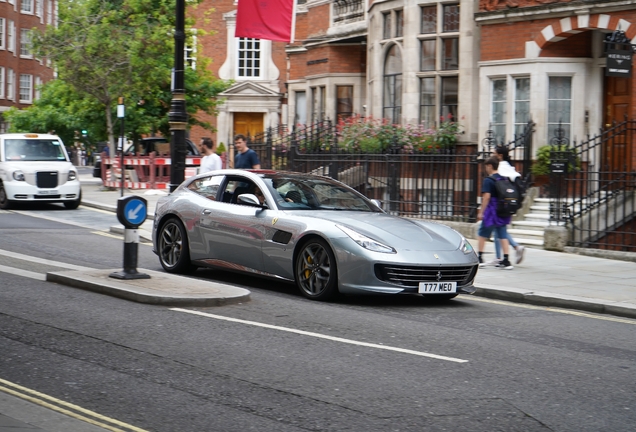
[474, 284, 636, 319]
[46, 268, 251, 307]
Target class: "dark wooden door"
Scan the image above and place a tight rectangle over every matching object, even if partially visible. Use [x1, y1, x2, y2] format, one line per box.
[603, 75, 632, 171]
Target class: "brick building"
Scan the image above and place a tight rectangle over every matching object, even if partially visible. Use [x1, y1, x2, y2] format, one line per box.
[191, 0, 480, 148]
[0, 0, 56, 132]
[476, 0, 636, 170]
[191, 0, 636, 171]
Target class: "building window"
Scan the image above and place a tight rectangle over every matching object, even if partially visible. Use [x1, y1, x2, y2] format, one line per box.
[237, 38, 260, 78]
[311, 86, 325, 123]
[382, 12, 391, 39]
[20, 29, 32, 58]
[418, 3, 459, 126]
[491, 79, 507, 143]
[0, 67, 5, 99]
[19, 73, 32, 102]
[395, 10, 403, 38]
[7, 69, 14, 100]
[21, 0, 34, 13]
[548, 76, 572, 140]
[34, 75, 41, 100]
[0, 19, 5, 50]
[36, 0, 43, 18]
[295, 91, 306, 125]
[442, 4, 459, 33]
[441, 76, 458, 121]
[21, 0, 33, 13]
[420, 77, 435, 127]
[383, 44, 402, 124]
[185, 30, 197, 70]
[420, 5, 436, 34]
[441, 37, 458, 70]
[47, 0, 53, 24]
[514, 77, 530, 137]
[336, 85, 353, 120]
[8, 20, 15, 53]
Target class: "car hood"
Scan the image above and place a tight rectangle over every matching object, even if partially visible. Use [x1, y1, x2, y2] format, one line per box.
[287, 211, 463, 251]
[1, 160, 73, 172]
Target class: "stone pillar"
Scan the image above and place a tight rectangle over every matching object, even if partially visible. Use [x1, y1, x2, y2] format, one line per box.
[544, 226, 569, 251]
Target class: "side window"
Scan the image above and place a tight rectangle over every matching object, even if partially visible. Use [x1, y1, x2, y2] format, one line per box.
[187, 175, 224, 200]
[221, 179, 257, 204]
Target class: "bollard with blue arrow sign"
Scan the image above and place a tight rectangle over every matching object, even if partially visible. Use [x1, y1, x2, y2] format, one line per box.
[110, 195, 151, 280]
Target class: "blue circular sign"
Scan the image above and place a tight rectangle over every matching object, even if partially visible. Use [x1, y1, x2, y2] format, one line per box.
[116, 196, 148, 228]
[124, 198, 147, 226]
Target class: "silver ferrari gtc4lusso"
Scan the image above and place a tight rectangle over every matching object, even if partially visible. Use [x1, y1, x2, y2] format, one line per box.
[152, 169, 478, 301]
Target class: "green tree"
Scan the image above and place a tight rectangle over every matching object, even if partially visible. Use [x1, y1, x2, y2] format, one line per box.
[12, 0, 230, 154]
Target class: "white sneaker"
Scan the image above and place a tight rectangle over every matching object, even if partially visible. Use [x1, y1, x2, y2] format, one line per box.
[515, 246, 526, 264]
[479, 259, 501, 268]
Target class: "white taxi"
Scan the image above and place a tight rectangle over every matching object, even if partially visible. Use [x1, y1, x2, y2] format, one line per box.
[0, 133, 82, 210]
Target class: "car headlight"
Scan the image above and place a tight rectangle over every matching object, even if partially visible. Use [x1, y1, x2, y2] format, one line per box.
[337, 224, 396, 254]
[459, 237, 474, 254]
[68, 170, 77, 181]
[12, 170, 25, 181]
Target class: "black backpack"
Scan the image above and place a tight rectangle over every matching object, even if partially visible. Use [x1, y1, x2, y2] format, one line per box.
[490, 175, 522, 217]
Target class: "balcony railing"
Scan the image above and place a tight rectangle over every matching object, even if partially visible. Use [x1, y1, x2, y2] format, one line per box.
[333, 0, 365, 25]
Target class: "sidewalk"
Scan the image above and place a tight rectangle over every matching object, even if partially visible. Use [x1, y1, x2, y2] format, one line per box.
[74, 175, 636, 319]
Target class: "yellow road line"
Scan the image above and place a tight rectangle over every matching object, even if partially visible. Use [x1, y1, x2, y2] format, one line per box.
[0, 378, 148, 432]
[463, 295, 636, 325]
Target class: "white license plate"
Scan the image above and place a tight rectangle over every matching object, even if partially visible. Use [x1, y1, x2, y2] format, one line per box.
[38, 189, 59, 195]
[418, 281, 457, 293]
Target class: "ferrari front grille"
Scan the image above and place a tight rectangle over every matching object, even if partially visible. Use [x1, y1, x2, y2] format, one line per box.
[375, 264, 477, 287]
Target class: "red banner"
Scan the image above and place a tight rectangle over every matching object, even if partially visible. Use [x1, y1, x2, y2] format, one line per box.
[235, 0, 295, 43]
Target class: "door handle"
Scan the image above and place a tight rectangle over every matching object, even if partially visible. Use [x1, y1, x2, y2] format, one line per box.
[202, 209, 212, 215]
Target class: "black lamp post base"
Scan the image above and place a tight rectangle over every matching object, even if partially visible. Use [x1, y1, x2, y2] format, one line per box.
[109, 270, 151, 280]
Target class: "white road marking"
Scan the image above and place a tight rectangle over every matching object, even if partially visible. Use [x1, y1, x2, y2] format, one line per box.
[171, 308, 469, 363]
[0, 264, 46, 280]
[0, 248, 92, 271]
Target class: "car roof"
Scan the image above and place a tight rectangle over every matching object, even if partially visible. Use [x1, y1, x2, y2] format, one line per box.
[0, 133, 61, 140]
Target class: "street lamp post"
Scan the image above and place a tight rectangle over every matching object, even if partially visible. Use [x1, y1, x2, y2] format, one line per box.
[169, 0, 187, 192]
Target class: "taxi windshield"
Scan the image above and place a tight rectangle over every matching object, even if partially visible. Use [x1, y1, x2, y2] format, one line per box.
[3, 139, 67, 162]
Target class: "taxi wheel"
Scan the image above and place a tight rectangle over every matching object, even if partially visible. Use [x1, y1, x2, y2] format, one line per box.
[0, 182, 11, 210]
[158, 218, 194, 274]
[295, 238, 339, 301]
[64, 191, 82, 209]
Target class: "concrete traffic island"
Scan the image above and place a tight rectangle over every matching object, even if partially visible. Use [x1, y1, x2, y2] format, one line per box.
[46, 268, 251, 307]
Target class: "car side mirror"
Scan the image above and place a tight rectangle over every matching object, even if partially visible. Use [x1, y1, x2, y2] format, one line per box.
[237, 193, 267, 208]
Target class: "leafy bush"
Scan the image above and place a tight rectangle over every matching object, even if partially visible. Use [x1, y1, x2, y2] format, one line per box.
[335, 115, 462, 154]
[531, 144, 581, 175]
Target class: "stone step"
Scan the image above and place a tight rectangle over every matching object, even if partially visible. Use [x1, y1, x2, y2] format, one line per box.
[512, 220, 550, 228]
[508, 228, 545, 237]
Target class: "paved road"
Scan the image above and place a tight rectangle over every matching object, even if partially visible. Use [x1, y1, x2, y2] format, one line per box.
[1, 208, 636, 431]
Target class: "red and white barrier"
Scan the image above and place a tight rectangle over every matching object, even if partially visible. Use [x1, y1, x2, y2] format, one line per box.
[100, 153, 202, 190]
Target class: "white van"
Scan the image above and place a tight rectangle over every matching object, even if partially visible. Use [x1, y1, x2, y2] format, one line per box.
[0, 133, 82, 210]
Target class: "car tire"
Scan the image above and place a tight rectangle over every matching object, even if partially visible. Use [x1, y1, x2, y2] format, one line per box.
[0, 181, 11, 210]
[295, 238, 339, 301]
[64, 190, 82, 210]
[158, 217, 194, 274]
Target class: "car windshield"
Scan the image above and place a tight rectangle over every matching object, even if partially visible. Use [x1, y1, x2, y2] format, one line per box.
[3, 139, 67, 162]
[262, 173, 381, 212]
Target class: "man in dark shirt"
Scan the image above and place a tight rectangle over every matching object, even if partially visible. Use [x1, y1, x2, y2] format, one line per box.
[233, 134, 261, 169]
[477, 156, 513, 269]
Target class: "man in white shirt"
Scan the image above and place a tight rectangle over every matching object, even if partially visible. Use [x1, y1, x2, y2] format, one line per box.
[199, 137, 222, 173]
